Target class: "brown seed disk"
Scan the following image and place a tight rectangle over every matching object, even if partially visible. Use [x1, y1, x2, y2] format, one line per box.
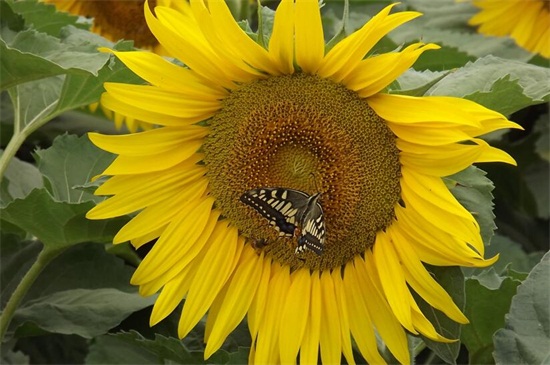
[51, 0, 159, 48]
[204, 73, 401, 271]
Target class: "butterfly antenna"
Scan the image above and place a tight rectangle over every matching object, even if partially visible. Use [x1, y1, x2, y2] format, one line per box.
[308, 172, 323, 194]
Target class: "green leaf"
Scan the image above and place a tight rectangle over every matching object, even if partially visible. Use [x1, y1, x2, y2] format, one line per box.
[412, 45, 476, 72]
[86, 332, 159, 364]
[7, 75, 64, 129]
[446, 166, 496, 246]
[493, 252, 550, 364]
[54, 42, 144, 114]
[14, 288, 154, 338]
[6, 243, 155, 339]
[426, 56, 550, 115]
[415, 266, 464, 365]
[463, 76, 535, 117]
[461, 268, 522, 364]
[1, 27, 110, 90]
[9, 0, 88, 37]
[390, 0, 533, 62]
[15, 334, 88, 365]
[86, 331, 233, 364]
[0, 235, 41, 309]
[0, 1, 25, 33]
[534, 113, 549, 161]
[484, 235, 544, 274]
[0, 189, 128, 249]
[0, 346, 29, 365]
[34, 134, 115, 203]
[393, 69, 449, 96]
[0, 154, 43, 207]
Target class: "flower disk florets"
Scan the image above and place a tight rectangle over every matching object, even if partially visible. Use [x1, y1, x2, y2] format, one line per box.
[204, 73, 401, 270]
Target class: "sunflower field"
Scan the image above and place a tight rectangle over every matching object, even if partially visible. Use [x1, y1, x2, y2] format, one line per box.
[1, 0, 549, 364]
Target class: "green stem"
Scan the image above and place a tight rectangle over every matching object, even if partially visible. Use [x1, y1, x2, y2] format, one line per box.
[0, 247, 64, 342]
[0, 127, 28, 184]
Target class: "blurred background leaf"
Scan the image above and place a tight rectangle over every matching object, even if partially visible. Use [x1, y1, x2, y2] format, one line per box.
[493, 253, 550, 364]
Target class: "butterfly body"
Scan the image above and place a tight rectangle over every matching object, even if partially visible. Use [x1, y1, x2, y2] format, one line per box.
[240, 188, 326, 255]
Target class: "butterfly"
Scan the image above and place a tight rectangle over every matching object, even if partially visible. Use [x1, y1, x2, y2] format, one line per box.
[240, 188, 326, 255]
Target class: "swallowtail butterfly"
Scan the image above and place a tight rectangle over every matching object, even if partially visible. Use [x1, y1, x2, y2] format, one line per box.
[240, 188, 326, 255]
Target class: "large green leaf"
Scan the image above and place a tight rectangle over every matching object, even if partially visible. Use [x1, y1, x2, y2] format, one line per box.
[0, 154, 43, 207]
[484, 235, 545, 274]
[493, 252, 550, 364]
[1, 27, 110, 90]
[446, 166, 496, 246]
[34, 134, 115, 203]
[426, 56, 550, 115]
[391, 0, 533, 62]
[0, 135, 124, 249]
[461, 268, 523, 364]
[0, 235, 41, 309]
[9, 0, 88, 37]
[86, 331, 234, 364]
[4, 243, 155, 340]
[0, 188, 127, 249]
[416, 266, 464, 365]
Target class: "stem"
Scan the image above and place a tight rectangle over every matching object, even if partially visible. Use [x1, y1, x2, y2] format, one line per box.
[0, 128, 28, 184]
[0, 247, 64, 342]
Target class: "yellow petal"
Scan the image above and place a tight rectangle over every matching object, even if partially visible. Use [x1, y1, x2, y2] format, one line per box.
[269, 0, 294, 74]
[204, 246, 264, 358]
[319, 271, 342, 365]
[113, 179, 208, 243]
[138, 209, 220, 297]
[178, 223, 242, 338]
[87, 169, 205, 220]
[149, 262, 193, 325]
[100, 93, 209, 126]
[188, 5, 262, 83]
[104, 83, 220, 117]
[197, 0, 280, 76]
[102, 140, 203, 175]
[400, 171, 484, 254]
[369, 94, 489, 128]
[373, 231, 416, 334]
[344, 43, 440, 97]
[343, 261, 387, 365]
[143, 0, 235, 88]
[295, 0, 324, 73]
[332, 271, 355, 365]
[105, 49, 226, 98]
[410, 302, 456, 342]
[360, 253, 411, 365]
[279, 268, 311, 364]
[300, 271, 321, 365]
[388, 225, 469, 324]
[319, 4, 421, 82]
[254, 264, 289, 364]
[393, 205, 498, 268]
[401, 167, 478, 224]
[131, 197, 215, 284]
[247, 257, 272, 339]
[89, 126, 208, 156]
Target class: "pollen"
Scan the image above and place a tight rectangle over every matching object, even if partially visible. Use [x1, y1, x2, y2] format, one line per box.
[204, 73, 401, 270]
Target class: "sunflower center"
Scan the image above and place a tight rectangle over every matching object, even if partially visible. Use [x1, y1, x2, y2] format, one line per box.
[204, 73, 401, 271]
[84, 0, 158, 48]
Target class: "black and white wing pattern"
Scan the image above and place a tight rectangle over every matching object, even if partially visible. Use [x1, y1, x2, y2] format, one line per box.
[240, 188, 326, 255]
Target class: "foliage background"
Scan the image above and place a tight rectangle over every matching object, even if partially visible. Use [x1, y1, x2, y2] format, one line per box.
[1, 0, 549, 364]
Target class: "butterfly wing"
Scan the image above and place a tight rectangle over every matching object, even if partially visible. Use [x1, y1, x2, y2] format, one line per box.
[295, 199, 325, 255]
[240, 188, 310, 237]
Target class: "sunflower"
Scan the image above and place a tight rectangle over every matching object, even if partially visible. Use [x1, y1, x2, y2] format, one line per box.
[44, 0, 174, 55]
[86, 1, 521, 363]
[467, 0, 550, 58]
[43, 0, 183, 132]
